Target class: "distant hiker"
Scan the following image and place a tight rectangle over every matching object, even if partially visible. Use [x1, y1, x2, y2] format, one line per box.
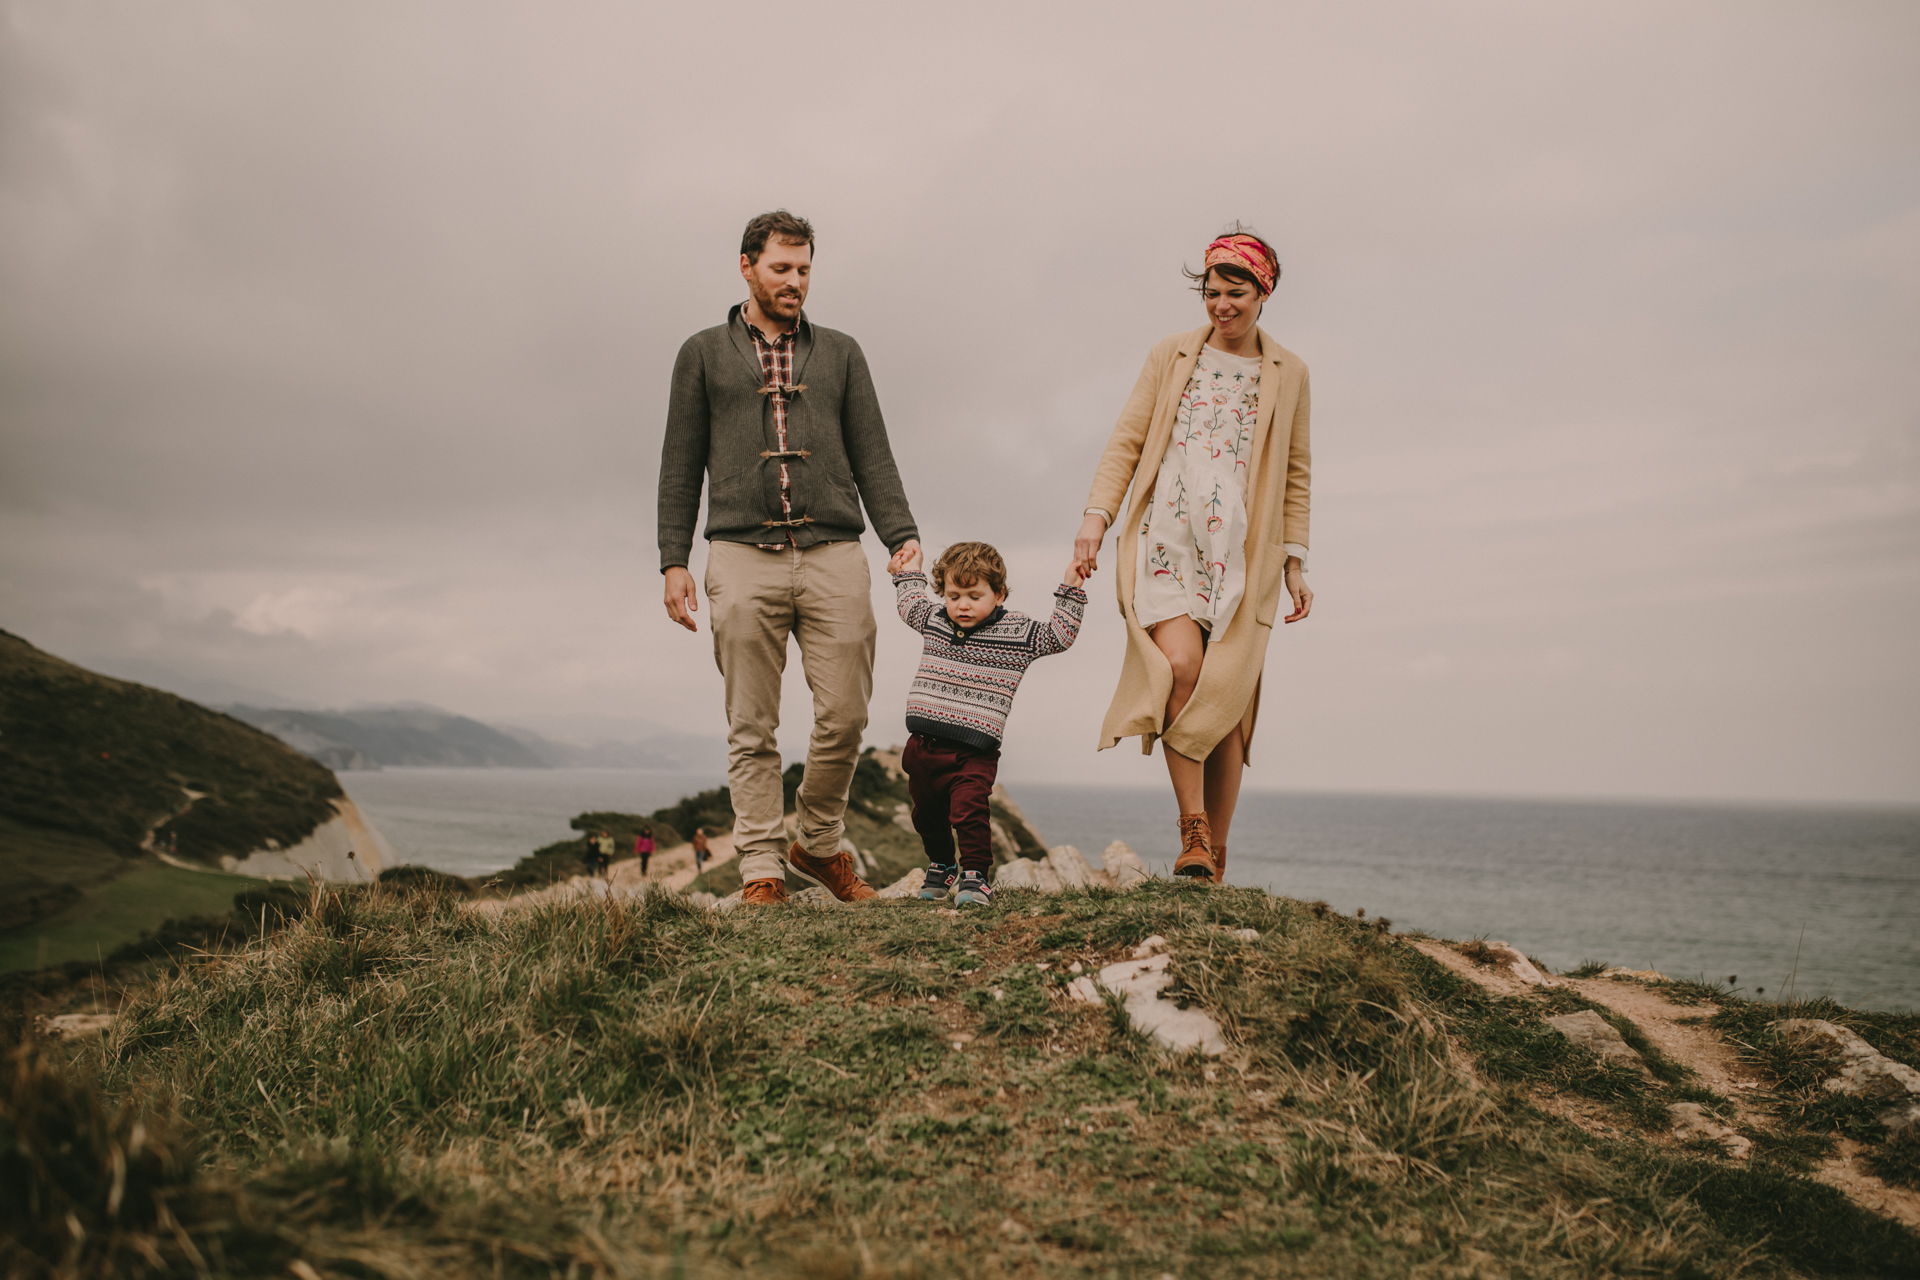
[659, 209, 920, 907]
[691, 826, 710, 872]
[889, 541, 1086, 908]
[1069, 226, 1314, 885]
[635, 826, 655, 876]
[597, 831, 616, 877]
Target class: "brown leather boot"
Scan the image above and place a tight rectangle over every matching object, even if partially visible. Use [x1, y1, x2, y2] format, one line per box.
[740, 878, 789, 906]
[1173, 813, 1215, 880]
[787, 840, 877, 902]
[1213, 845, 1227, 883]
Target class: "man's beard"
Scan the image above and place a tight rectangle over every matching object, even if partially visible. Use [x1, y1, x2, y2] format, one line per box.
[752, 283, 804, 320]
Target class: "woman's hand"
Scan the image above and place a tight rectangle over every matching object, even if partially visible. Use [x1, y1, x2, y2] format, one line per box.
[888, 542, 923, 575]
[1282, 559, 1314, 623]
[1073, 512, 1109, 579]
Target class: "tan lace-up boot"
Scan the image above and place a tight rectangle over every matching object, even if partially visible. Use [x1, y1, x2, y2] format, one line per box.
[740, 878, 789, 906]
[1172, 813, 1216, 880]
[787, 840, 877, 902]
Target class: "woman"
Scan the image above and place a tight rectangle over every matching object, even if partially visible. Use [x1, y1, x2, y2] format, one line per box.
[1071, 226, 1313, 883]
[636, 826, 655, 878]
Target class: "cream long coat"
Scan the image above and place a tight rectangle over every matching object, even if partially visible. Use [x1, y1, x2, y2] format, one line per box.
[1086, 323, 1310, 762]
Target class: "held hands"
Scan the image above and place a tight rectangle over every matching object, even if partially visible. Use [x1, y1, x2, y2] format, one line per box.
[1062, 558, 1087, 588]
[887, 540, 923, 575]
[1283, 558, 1314, 623]
[1072, 511, 1108, 580]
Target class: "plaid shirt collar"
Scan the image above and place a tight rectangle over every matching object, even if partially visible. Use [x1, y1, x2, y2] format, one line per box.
[738, 302, 806, 348]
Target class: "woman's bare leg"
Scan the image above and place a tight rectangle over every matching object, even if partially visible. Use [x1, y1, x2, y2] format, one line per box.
[1150, 616, 1207, 815]
[1203, 723, 1246, 863]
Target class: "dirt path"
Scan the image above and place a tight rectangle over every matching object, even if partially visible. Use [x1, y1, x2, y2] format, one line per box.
[467, 833, 737, 917]
[1413, 939, 1920, 1231]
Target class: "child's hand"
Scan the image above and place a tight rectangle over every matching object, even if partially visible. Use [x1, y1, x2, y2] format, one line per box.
[889, 544, 923, 575]
[1062, 558, 1086, 587]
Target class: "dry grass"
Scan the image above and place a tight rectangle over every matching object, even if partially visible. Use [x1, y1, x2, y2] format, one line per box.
[5, 879, 1915, 1277]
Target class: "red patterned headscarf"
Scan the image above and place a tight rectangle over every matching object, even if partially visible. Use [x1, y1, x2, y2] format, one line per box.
[1203, 234, 1278, 296]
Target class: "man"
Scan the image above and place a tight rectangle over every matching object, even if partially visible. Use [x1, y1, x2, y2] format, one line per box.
[659, 210, 920, 906]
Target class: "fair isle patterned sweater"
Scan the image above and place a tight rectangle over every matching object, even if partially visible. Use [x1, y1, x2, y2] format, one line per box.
[892, 572, 1087, 751]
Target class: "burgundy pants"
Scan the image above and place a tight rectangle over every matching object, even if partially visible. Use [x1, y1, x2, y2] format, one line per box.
[902, 733, 1000, 874]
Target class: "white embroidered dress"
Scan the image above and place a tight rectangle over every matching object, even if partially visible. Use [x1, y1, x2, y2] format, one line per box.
[1133, 345, 1261, 634]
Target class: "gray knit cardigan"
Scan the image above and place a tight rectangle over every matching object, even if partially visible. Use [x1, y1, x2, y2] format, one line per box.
[657, 306, 919, 572]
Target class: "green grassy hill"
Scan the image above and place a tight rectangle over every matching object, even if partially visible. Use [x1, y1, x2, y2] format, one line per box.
[0, 630, 343, 956]
[9, 879, 1916, 1278]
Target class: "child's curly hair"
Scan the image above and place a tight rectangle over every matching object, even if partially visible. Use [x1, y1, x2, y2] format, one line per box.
[931, 542, 1008, 597]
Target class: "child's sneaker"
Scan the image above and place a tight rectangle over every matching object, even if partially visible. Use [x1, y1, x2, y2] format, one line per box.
[919, 862, 959, 901]
[955, 870, 993, 909]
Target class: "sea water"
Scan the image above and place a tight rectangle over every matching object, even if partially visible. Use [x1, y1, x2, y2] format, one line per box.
[339, 769, 1919, 1011]
[339, 767, 719, 880]
[1016, 786, 1920, 1013]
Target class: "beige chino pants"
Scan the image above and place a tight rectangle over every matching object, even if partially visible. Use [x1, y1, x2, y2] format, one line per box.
[705, 540, 876, 885]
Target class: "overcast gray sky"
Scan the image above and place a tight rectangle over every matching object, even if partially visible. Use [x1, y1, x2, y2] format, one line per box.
[3, 1, 1916, 803]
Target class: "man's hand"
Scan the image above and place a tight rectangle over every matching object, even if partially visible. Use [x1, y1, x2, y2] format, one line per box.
[1282, 559, 1314, 624]
[888, 539, 923, 575]
[1072, 512, 1108, 579]
[663, 566, 700, 632]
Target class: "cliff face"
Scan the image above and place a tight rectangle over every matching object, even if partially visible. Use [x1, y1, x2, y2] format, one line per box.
[219, 797, 395, 881]
[0, 632, 385, 929]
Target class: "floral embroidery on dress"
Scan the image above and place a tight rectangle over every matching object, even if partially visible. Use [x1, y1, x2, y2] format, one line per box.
[1135, 346, 1260, 634]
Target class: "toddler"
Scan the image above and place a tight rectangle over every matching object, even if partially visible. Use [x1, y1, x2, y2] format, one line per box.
[887, 541, 1086, 907]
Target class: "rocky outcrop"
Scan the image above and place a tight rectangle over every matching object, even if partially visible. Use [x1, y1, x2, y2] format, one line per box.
[1669, 1102, 1752, 1158]
[1462, 940, 1557, 987]
[34, 1013, 117, 1040]
[220, 797, 394, 882]
[1101, 841, 1150, 888]
[991, 841, 1152, 893]
[1546, 1009, 1651, 1078]
[1067, 934, 1227, 1056]
[1775, 1019, 1920, 1138]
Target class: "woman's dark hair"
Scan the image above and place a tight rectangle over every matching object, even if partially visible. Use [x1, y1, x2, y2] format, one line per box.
[1182, 221, 1280, 294]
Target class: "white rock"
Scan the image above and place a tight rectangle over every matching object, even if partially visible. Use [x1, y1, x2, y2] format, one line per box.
[1546, 1009, 1652, 1077]
[993, 859, 1038, 891]
[1066, 976, 1102, 1005]
[989, 820, 1019, 863]
[1481, 940, 1557, 987]
[1033, 859, 1064, 893]
[687, 891, 718, 910]
[1100, 841, 1150, 889]
[713, 891, 745, 914]
[1131, 935, 1170, 959]
[1775, 1019, 1920, 1136]
[790, 886, 839, 906]
[1229, 928, 1260, 942]
[876, 867, 927, 899]
[1047, 845, 1093, 890]
[36, 1013, 116, 1040]
[893, 803, 916, 834]
[1097, 953, 1225, 1056]
[1881, 1100, 1920, 1138]
[1669, 1102, 1752, 1158]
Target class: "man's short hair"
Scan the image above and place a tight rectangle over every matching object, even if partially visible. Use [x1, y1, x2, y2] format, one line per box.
[932, 542, 1008, 597]
[741, 210, 815, 265]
